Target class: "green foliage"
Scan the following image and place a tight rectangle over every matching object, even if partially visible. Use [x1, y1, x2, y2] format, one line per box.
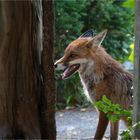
[122, 0, 135, 8]
[94, 95, 132, 123]
[82, 0, 134, 61]
[94, 96, 140, 140]
[54, 0, 134, 108]
[128, 43, 134, 64]
[120, 127, 133, 140]
[120, 122, 140, 140]
[54, 0, 87, 59]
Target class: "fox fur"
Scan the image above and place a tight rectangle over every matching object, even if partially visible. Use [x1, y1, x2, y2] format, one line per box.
[55, 30, 133, 139]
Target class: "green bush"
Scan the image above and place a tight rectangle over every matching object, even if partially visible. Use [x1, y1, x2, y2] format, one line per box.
[94, 95, 133, 140]
[94, 95, 132, 123]
[82, 0, 134, 61]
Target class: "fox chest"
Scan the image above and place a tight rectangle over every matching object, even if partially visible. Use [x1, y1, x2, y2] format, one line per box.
[80, 73, 107, 102]
[80, 75, 97, 103]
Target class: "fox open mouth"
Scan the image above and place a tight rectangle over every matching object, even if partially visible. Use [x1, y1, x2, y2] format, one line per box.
[62, 64, 80, 79]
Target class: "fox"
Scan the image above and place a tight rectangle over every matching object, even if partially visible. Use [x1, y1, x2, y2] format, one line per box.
[54, 30, 133, 140]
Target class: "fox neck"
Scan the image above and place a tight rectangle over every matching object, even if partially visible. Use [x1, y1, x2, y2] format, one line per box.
[79, 59, 104, 102]
[79, 59, 104, 84]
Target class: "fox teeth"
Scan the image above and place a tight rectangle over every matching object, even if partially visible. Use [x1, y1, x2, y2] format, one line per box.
[62, 73, 66, 79]
[61, 73, 65, 76]
[61, 73, 66, 77]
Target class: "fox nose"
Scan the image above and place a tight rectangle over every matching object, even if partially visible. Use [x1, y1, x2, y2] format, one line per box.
[54, 64, 57, 68]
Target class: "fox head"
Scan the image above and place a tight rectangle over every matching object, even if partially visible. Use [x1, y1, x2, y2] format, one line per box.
[54, 29, 107, 79]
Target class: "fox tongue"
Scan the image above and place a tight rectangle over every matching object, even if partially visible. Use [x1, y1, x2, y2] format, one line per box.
[62, 64, 80, 79]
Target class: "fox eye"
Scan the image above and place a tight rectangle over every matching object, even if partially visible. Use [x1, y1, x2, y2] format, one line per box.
[69, 54, 76, 58]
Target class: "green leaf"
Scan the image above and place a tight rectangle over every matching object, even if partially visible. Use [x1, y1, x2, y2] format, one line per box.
[122, 0, 135, 8]
[108, 115, 120, 122]
[102, 95, 111, 105]
[128, 43, 134, 64]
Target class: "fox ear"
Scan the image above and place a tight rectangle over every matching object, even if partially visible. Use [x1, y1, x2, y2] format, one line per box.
[89, 29, 107, 48]
[79, 30, 94, 38]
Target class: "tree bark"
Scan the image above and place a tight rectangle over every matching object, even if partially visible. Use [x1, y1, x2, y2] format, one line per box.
[0, 1, 56, 139]
[41, 0, 56, 139]
[133, 0, 140, 139]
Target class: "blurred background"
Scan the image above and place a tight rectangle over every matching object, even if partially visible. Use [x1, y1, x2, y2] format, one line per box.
[54, 0, 134, 110]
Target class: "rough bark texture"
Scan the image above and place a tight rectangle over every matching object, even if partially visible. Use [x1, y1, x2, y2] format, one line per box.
[0, 1, 56, 139]
[133, 0, 140, 138]
[41, 0, 56, 139]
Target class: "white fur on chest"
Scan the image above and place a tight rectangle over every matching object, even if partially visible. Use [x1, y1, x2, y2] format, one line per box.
[80, 76, 95, 103]
[79, 60, 96, 103]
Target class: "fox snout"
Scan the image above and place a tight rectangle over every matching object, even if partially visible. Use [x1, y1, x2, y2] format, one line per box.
[54, 62, 63, 70]
[54, 63, 57, 68]
[55, 57, 83, 79]
[54, 58, 67, 70]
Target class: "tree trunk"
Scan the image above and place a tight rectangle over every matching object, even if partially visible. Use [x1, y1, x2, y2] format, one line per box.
[41, 0, 56, 139]
[0, 1, 56, 139]
[133, 0, 140, 139]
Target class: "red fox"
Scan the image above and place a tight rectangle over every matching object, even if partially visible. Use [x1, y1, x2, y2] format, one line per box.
[55, 30, 133, 139]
